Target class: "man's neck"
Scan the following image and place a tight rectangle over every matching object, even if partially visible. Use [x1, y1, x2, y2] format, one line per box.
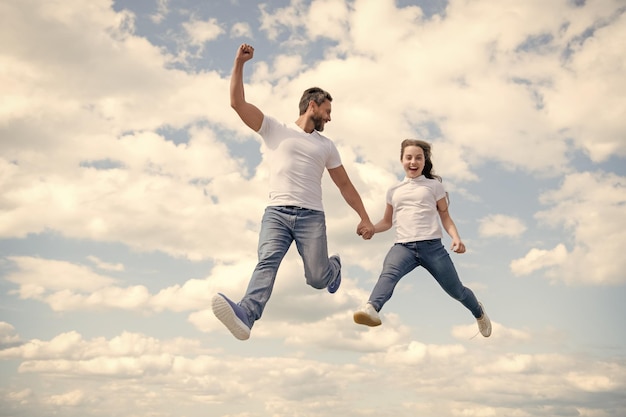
[295, 115, 314, 133]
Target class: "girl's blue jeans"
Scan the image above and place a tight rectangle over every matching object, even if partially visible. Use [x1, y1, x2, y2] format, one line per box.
[239, 206, 340, 326]
[368, 240, 483, 318]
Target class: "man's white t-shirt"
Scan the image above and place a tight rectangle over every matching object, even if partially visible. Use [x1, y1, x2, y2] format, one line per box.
[257, 115, 342, 211]
[386, 176, 447, 243]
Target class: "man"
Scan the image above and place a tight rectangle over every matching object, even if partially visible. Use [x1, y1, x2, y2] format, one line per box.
[212, 43, 374, 340]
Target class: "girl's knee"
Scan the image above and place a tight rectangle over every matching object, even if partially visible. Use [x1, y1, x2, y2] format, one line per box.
[450, 286, 471, 301]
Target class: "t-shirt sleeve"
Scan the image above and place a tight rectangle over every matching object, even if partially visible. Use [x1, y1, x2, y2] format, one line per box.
[386, 187, 393, 205]
[434, 181, 447, 201]
[326, 141, 342, 169]
[256, 114, 273, 142]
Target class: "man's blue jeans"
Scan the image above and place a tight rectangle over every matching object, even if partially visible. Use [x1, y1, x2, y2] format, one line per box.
[239, 206, 340, 326]
[368, 240, 482, 318]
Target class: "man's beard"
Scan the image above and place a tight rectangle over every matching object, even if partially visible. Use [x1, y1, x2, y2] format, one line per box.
[312, 115, 324, 132]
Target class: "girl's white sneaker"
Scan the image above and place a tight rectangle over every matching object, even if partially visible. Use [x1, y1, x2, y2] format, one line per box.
[476, 302, 492, 337]
[353, 303, 382, 327]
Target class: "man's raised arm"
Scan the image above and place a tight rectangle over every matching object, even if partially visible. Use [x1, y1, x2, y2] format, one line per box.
[230, 44, 264, 132]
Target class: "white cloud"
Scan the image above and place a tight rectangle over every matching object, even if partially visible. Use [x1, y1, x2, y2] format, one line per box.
[183, 17, 224, 47]
[544, 3, 626, 161]
[0, 127, 267, 261]
[576, 365, 626, 397]
[0, 322, 20, 346]
[2, 0, 624, 266]
[510, 244, 568, 277]
[45, 390, 85, 407]
[513, 171, 626, 285]
[5, 256, 118, 294]
[4, 256, 248, 313]
[86, 255, 125, 272]
[1, 1, 625, 416]
[360, 340, 466, 366]
[259, 0, 307, 41]
[479, 214, 527, 238]
[150, 0, 170, 24]
[0, 330, 206, 362]
[230, 21, 253, 38]
[306, 0, 350, 41]
[6, 388, 32, 404]
[4, 255, 379, 326]
[250, 0, 626, 177]
[452, 321, 531, 344]
[3, 327, 619, 417]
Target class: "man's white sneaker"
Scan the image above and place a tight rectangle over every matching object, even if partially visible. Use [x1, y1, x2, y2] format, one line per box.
[353, 303, 382, 327]
[476, 302, 492, 337]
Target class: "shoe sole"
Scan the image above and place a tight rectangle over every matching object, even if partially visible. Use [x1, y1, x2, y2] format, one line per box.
[353, 311, 382, 327]
[211, 295, 251, 340]
[477, 302, 492, 337]
[478, 317, 492, 337]
[327, 276, 341, 293]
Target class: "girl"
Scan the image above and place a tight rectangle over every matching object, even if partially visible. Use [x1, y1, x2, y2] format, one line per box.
[354, 139, 491, 337]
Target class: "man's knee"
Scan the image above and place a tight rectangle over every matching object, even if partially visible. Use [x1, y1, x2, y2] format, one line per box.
[306, 273, 327, 289]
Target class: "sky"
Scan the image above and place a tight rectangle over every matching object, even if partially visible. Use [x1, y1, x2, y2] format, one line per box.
[1, 0, 625, 416]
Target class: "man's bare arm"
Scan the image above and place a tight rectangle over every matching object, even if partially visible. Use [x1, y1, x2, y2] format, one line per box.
[328, 165, 374, 239]
[230, 44, 263, 132]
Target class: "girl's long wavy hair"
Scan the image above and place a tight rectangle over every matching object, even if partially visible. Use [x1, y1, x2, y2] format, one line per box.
[400, 139, 442, 182]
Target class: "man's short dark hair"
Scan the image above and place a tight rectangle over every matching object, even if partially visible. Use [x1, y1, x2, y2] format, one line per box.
[298, 87, 332, 115]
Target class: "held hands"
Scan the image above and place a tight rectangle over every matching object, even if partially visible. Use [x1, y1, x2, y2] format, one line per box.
[357, 219, 375, 240]
[236, 43, 254, 63]
[451, 238, 466, 254]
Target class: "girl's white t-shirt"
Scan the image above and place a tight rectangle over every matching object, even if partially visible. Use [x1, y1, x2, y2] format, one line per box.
[386, 176, 447, 243]
[257, 115, 342, 211]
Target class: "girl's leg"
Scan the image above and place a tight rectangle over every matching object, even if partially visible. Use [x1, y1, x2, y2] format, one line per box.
[368, 243, 419, 311]
[418, 239, 482, 318]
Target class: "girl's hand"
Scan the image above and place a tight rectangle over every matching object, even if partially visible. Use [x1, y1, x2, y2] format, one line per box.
[451, 239, 466, 253]
[357, 220, 375, 240]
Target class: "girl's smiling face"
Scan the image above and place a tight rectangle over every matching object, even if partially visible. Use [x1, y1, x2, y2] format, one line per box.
[402, 145, 425, 178]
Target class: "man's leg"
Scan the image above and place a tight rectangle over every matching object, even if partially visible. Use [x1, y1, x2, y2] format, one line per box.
[293, 209, 338, 290]
[240, 207, 294, 321]
[213, 207, 293, 340]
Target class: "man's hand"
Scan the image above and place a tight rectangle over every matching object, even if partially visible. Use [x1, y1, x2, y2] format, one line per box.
[236, 43, 254, 63]
[357, 219, 375, 240]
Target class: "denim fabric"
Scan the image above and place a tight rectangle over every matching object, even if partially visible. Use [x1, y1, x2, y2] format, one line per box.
[239, 206, 341, 325]
[368, 239, 482, 318]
